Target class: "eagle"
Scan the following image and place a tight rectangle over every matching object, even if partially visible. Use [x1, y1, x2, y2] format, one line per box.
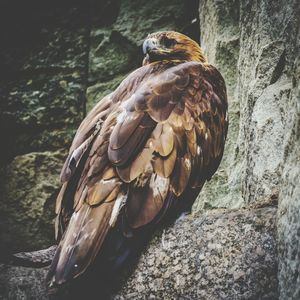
[46, 31, 228, 292]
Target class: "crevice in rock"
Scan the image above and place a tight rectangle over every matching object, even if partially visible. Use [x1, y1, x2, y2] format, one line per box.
[270, 49, 286, 85]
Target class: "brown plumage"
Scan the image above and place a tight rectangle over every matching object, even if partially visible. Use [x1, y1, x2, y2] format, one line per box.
[46, 31, 228, 291]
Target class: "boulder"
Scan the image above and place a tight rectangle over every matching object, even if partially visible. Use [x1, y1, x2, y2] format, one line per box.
[114, 207, 277, 299]
[0, 264, 49, 300]
[0, 207, 277, 300]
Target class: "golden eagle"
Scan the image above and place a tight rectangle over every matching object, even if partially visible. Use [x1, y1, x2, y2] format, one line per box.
[46, 31, 228, 291]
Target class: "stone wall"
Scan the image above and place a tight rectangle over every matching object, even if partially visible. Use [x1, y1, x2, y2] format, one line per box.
[0, 0, 299, 299]
[198, 1, 300, 299]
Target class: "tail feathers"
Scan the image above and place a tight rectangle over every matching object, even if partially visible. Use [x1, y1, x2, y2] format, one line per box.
[46, 202, 114, 291]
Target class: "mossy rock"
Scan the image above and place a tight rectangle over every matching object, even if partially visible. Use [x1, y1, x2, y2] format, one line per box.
[0, 150, 66, 256]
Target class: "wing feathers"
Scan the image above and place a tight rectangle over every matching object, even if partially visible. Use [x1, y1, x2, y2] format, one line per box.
[108, 112, 156, 166]
[47, 201, 115, 286]
[116, 146, 153, 183]
[152, 146, 177, 178]
[86, 178, 122, 206]
[126, 174, 170, 228]
[151, 123, 174, 156]
[170, 153, 192, 196]
[60, 119, 103, 183]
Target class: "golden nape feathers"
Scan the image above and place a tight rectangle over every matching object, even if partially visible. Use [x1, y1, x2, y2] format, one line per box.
[46, 31, 228, 293]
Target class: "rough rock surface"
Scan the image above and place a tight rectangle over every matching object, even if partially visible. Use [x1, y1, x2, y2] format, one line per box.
[0, 264, 49, 300]
[0, 4, 89, 161]
[0, 151, 65, 255]
[0, 207, 277, 300]
[86, 74, 124, 113]
[114, 207, 277, 300]
[196, 0, 300, 209]
[277, 36, 300, 300]
[198, 1, 300, 297]
[0, 3, 90, 255]
[194, 0, 242, 211]
[235, 0, 299, 207]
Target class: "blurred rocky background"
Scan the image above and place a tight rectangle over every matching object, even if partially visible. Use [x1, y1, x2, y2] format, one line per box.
[0, 0, 299, 299]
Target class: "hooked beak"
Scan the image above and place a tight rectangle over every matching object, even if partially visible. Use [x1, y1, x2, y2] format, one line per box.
[142, 38, 159, 54]
[142, 37, 171, 58]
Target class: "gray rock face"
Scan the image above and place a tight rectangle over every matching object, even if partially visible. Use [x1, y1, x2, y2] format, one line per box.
[113, 0, 191, 45]
[195, 0, 242, 211]
[277, 42, 300, 300]
[114, 207, 277, 300]
[86, 74, 124, 113]
[0, 264, 49, 300]
[196, 0, 299, 211]
[235, 0, 299, 207]
[198, 1, 300, 297]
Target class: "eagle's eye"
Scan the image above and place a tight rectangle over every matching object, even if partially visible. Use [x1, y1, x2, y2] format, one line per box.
[162, 37, 177, 48]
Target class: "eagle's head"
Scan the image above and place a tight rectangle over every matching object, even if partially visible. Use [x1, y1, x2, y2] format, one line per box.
[142, 31, 207, 65]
